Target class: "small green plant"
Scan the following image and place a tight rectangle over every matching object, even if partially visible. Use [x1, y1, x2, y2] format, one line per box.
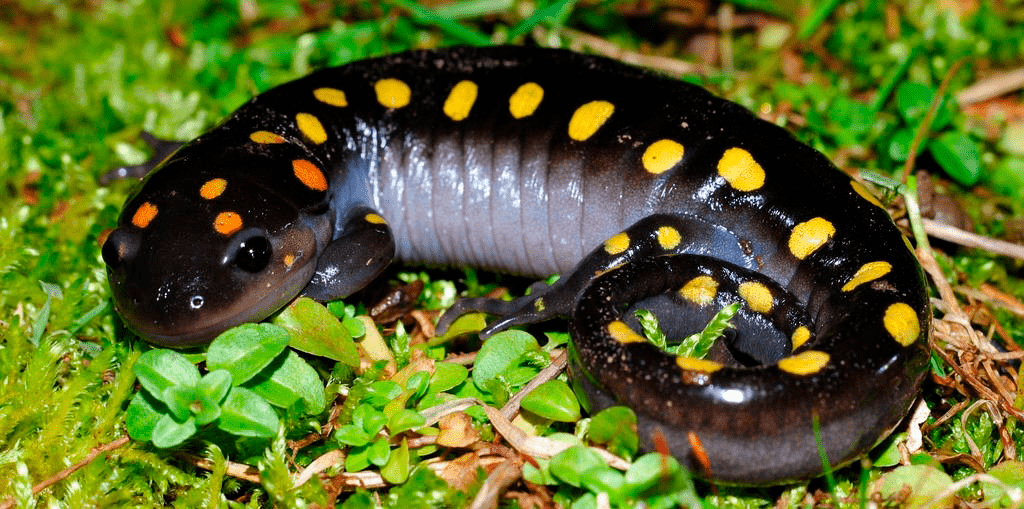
[125, 323, 327, 448]
[634, 302, 740, 357]
[887, 81, 983, 186]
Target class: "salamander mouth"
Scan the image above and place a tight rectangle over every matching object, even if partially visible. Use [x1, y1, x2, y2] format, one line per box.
[129, 263, 317, 348]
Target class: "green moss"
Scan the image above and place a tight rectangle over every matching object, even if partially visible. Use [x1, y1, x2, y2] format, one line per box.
[0, 0, 1022, 506]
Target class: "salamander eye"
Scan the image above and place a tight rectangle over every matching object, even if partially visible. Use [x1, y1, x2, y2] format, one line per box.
[234, 236, 272, 273]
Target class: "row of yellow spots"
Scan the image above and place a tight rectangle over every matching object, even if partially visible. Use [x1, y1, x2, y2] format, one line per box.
[603, 218, 836, 276]
[602, 225, 683, 257]
[277, 76, 776, 193]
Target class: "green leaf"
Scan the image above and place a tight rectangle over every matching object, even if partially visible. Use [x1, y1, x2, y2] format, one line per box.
[134, 349, 201, 400]
[896, 82, 933, 123]
[197, 369, 232, 405]
[151, 413, 197, 449]
[367, 437, 391, 467]
[354, 404, 388, 435]
[521, 380, 580, 422]
[549, 446, 604, 487]
[162, 385, 197, 422]
[981, 461, 1024, 507]
[380, 438, 410, 484]
[335, 424, 373, 447]
[929, 131, 983, 186]
[405, 371, 430, 399]
[365, 381, 403, 407]
[828, 95, 873, 135]
[887, 127, 915, 162]
[871, 432, 906, 468]
[473, 330, 539, 391]
[878, 464, 955, 507]
[581, 466, 625, 501]
[125, 391, 164, 442]
[431, 312, 487, 343]
[992, 158, 1024, 201]
[677, 301, 739, 358]
[896, 82, 952, 129]
[624, 453, 684, 496]
[428, 362, 468, 393]
[523, 458, 557, 485]
[206, 323, 290, 384]
[31, 281, 62, 346]
[346, 444, 372, 472]
[243, 350, 326, 414]
[273, 297, 360, 366]
[588, 406, 639, 458]
[217, 386, 280, 438]
[388, 408, 425, 435]
[341, 315, 366, 338]
[634, 309, 666, 350]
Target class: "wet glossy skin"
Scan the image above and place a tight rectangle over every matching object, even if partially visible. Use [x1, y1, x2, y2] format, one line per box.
[103, 46, 929, 484]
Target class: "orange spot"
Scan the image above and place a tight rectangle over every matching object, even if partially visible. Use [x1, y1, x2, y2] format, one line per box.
[688, 431, 714, 480]
[283, 253, 296, 268]
[213, 212, 242, 235]
[250, 130, 285, 144]
[131, 202, 158, 228]
[200, 178, 227, 199]
[292, 159, 328, 191]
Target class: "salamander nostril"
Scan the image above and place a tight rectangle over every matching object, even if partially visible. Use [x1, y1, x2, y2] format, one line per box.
[101, 228, 137, 268]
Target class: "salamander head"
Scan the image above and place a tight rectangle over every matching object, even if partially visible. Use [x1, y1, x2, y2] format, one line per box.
[103, 145, 331, 347]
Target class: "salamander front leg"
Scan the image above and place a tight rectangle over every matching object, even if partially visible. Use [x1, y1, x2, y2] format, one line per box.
[301, 207, 395, 301]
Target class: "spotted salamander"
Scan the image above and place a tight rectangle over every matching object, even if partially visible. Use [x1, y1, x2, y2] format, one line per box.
[103, 46, 930, 484]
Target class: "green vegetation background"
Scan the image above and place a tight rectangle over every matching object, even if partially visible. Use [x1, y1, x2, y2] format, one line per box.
[1, 0, 1023, 507]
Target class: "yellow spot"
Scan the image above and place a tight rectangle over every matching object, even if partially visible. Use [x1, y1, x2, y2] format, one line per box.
[657, 226, 681, 250]
[214, 211, 243, 236]
[604, 232, 630, 255]
[443, 80, 478, 121]
[777, 350, 830, 375]
[850, 180, 885, 208]
[250, 130, 285, 144]
[283, 254, 296, 268]
[313, 87, 348, 107]
[789, 217, 835, 260]
[739, 281, 773, 313]
[374, 78, 411, 109]
[509, 82, 544, 119]
[717, 147, 765, 192]
[199, 178, 227, 200]
[679, 276, 718, 306]
[568, 100, 614, 141]
[292, 159, 328, 192]
[676, 357, 724, 373]
[642, 139, 685, 174]
[131, 202, 158, 229]
[842, 261, 892, 292]
[296, 113, 327, 144]
[884, 302, 920, 346]
[365, 213, 386, 224]
[791, 326, 811, 350]
[608, 320, 646, 344]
